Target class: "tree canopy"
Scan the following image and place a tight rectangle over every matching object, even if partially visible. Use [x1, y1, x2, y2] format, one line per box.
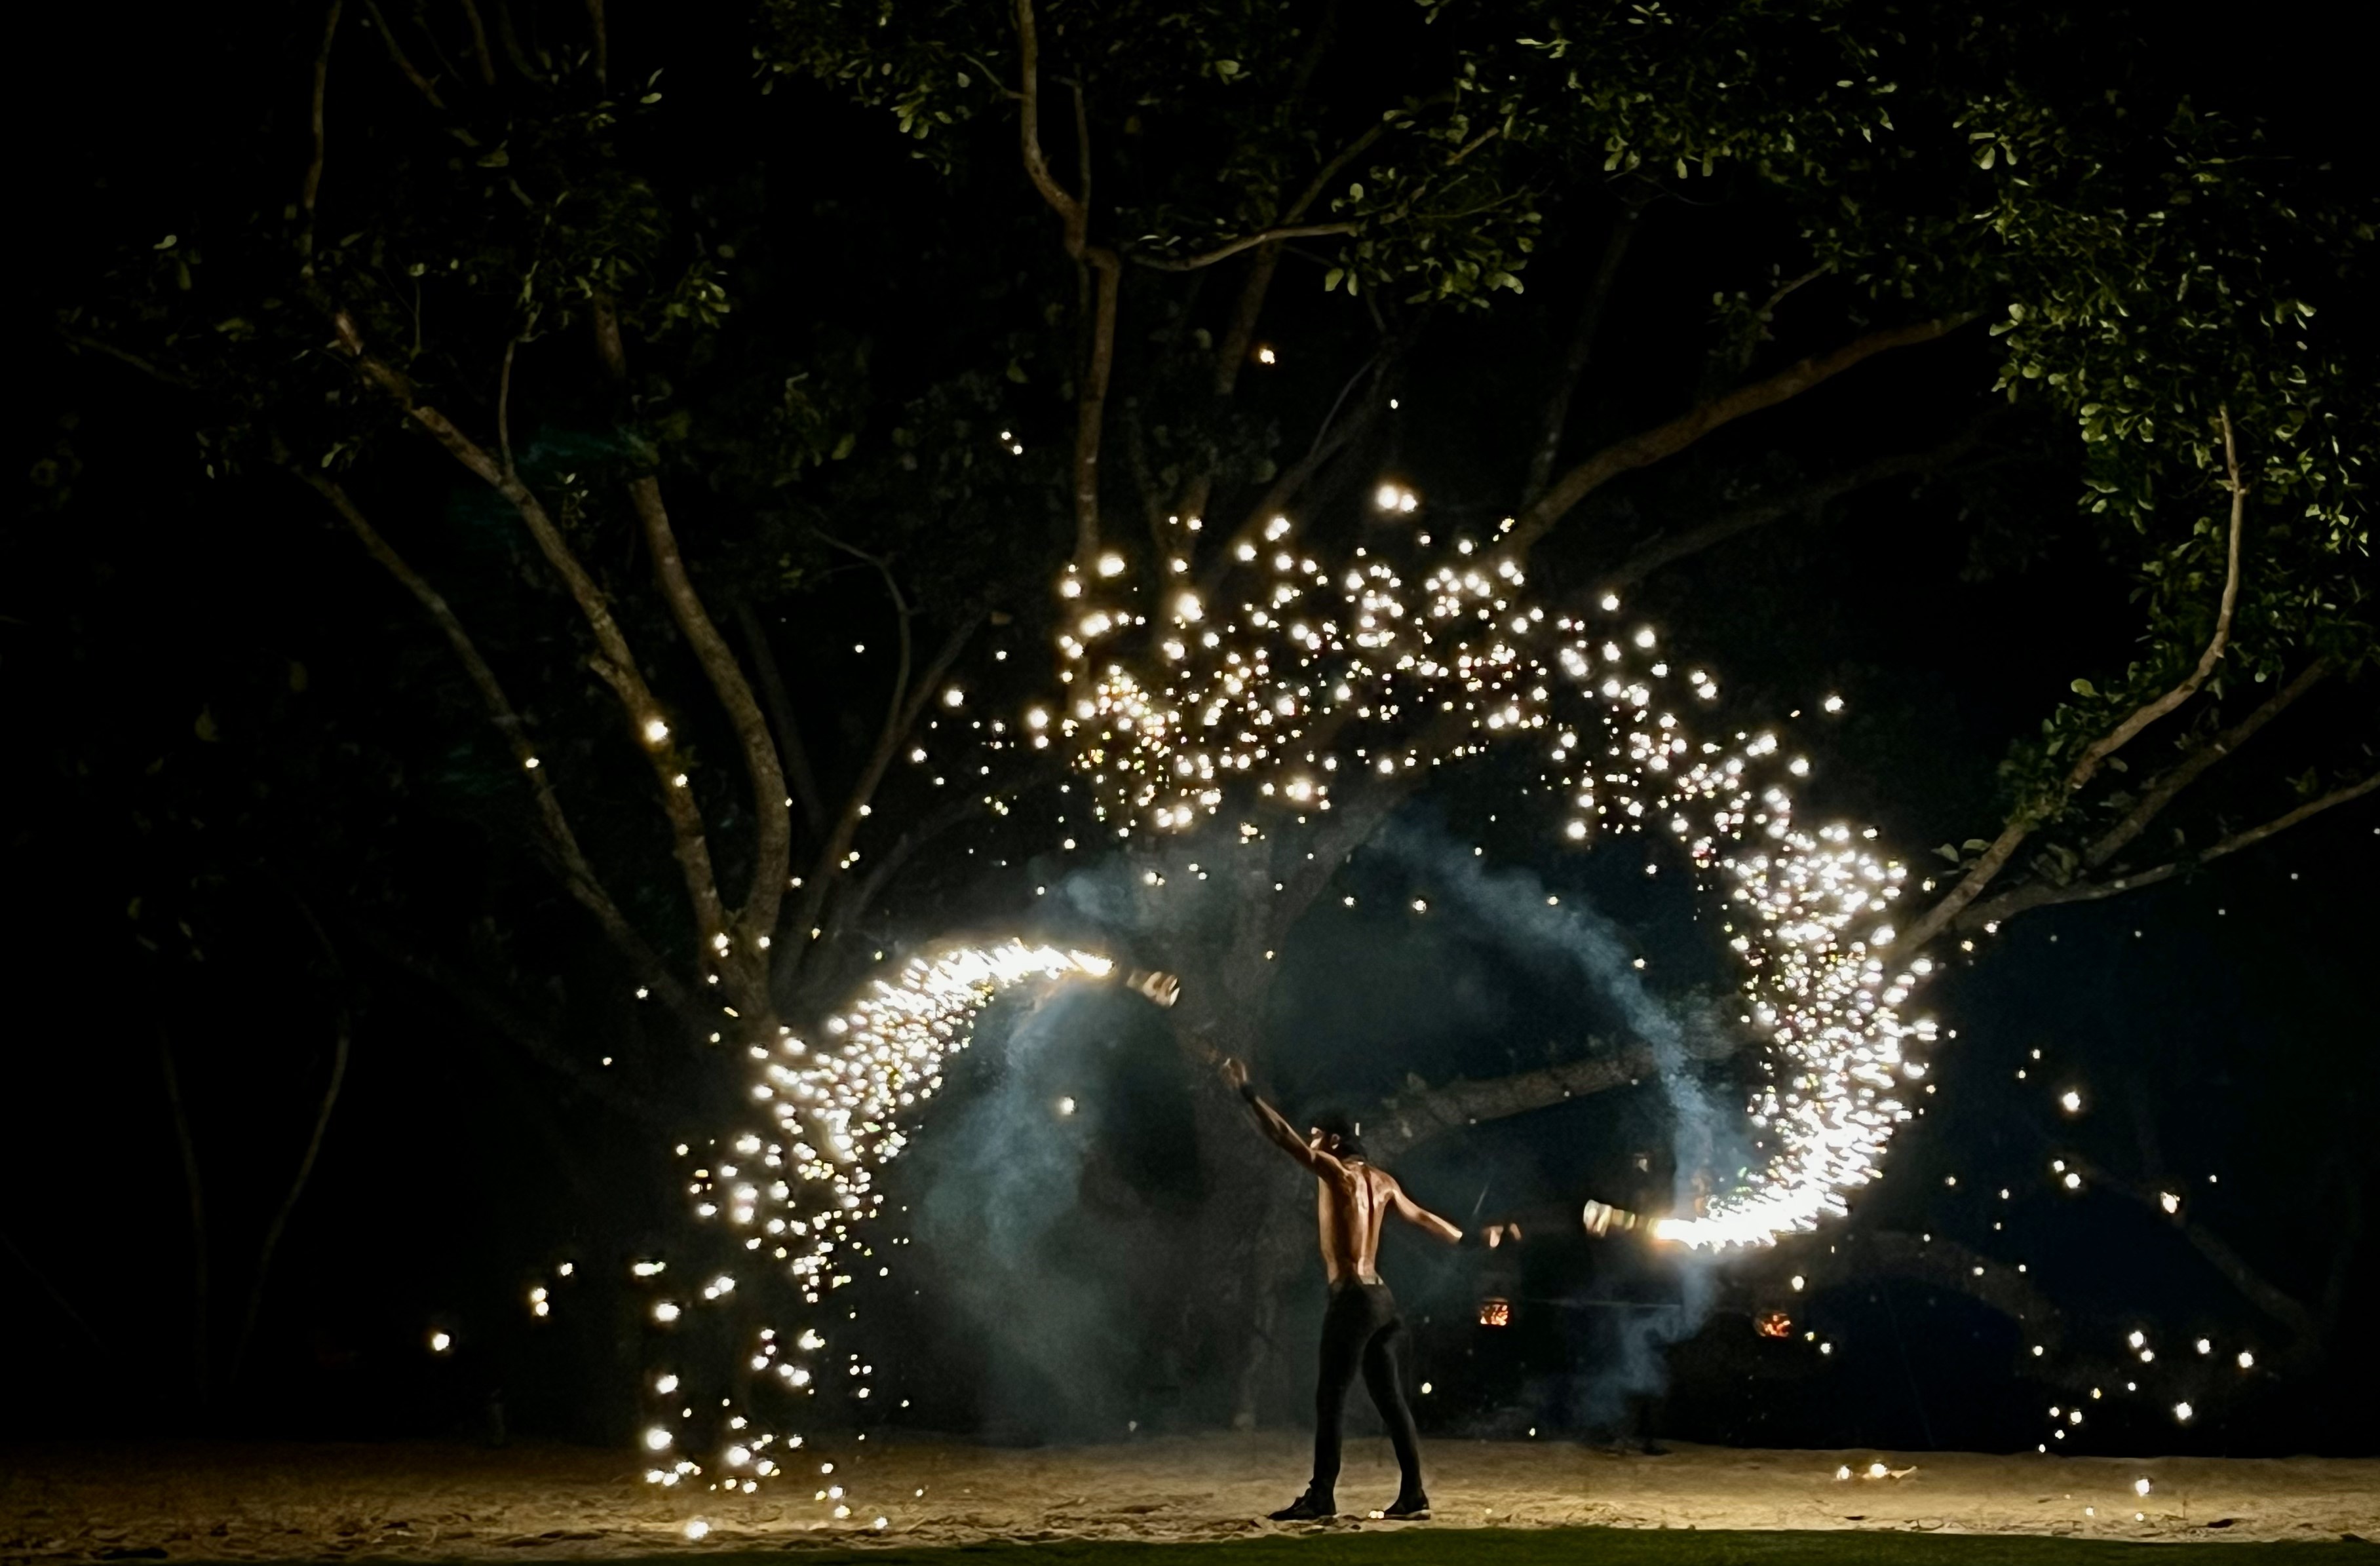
[15, 0, 2373, 1447]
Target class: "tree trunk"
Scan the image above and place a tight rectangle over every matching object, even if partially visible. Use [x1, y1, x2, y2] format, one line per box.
[159, 1029, 211, 1406]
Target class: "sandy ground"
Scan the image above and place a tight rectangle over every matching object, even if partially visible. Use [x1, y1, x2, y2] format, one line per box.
[4, 1434, 2373, 1559]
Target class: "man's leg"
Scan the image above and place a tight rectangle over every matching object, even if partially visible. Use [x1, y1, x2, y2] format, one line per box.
[1275, 1285, 1371, 1514]
[1360, 1314, 1427, 1510]
[1288, 1288, 1368, 1516]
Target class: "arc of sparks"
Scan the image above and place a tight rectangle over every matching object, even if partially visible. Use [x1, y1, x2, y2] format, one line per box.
[1046, 518, 1935, 1249]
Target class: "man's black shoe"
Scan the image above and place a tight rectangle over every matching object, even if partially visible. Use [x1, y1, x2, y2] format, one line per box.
[1269, 1491, 1337, 1521]
[1381, 1493, 1432, 1520]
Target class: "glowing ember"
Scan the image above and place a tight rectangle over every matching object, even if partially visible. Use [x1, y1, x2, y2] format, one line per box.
[1047, 522, 1930, 1248]
[1478, 1298, 1513, 1327]
[655, 520, 1950, 1499]
[647, 942, 1124, 1493]
[1754, 1310, 1793, 1339]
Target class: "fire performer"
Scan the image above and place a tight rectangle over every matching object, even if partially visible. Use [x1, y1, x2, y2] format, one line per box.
[1214, 1054, 1487, 1522]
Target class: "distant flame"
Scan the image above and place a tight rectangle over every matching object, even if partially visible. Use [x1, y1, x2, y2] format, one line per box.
[1478, 1298, 1512, 1327]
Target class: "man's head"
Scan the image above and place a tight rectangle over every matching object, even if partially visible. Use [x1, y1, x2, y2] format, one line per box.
[1307, 1109, 1366, 1161]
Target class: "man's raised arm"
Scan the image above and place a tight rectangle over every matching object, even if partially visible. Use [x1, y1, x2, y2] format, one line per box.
[1389, 1179, 1465, 1247]
[1215, 1056, 1343, 1175]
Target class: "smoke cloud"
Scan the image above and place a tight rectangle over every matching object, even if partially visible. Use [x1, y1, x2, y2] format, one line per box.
[904, 975, 1196, 1440]
[1373, 815, 1740, 1431]
[902, 818, 1748, 1440]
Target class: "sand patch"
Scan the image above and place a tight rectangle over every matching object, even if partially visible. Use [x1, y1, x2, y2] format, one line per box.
[4, 1436, 2371, 1559]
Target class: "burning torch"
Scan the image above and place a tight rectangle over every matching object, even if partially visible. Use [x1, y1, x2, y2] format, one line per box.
[1581, 1198, 1653, 1237]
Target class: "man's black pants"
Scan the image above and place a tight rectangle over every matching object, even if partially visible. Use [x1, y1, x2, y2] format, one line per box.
[1311, 1278, 1423, 1502]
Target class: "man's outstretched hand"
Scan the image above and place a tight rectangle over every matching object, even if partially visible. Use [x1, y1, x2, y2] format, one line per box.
[1126, 969, 1181, 1008]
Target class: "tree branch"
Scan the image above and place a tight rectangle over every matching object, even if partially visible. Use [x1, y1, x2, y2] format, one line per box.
[62, 333, 191, 390]
[582, 0, 607, 85]
[360, 0, 446, 109]
[455, 0, 497, 86]
[492, 0, 543, 83]
[1790, 1230, 2075, 1359]
[781, 554, 982, 988]
[1013, 0, 1079, 235]
[296, 468, 698, 1016]
[1366, 1046, 1663, 1164]
[1012, 0, 1119, 563]
[1507, 313, 1978, 558]
[1958, 771, 2379, 929]
[2080, 657, 2332, 870]
[158, 1027, 210, 1402]
[343, 913, 683, 1126]
[1598, 420, 1993, 593]
[229, 890, 351, 1388]
[1134, 222, 1360, 274]
[1522, 202, 1641, 506]
[590, 299, 793, 961]
[1197, 115, 1389, 410]
[1197, 344, 1400, 598]
[813, 792, 984, 965]
[1199, 117, 1387, 410]
[328, 318, 737, 985]
[1073, 251, 1123, 563]
[729, 590, 827, 839]
[1718, 265, 1828, 383]
[495, 335, 519, 476]
[1908, 418, 2252, 949]
[2062, 408, 2250, 788]
[299, 2, 343, 227]
[2066, 1154, 2322, 1350]
[1209, 248, 1283, 406]
[0, 1231, 109, 1360]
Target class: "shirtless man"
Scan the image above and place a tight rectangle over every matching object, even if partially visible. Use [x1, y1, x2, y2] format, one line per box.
[1215, 1054, 1468, 1521]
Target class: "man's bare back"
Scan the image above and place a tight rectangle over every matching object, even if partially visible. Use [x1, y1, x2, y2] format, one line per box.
[1315, 1158, 1453, 1284]
[1212, 1056, 1462, 1271]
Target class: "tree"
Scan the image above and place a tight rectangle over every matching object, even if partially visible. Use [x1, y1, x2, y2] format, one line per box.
[758, 0, 2369, 1419]
[62, 0, 2371, 1436]
[50, 0, 1088, 1421]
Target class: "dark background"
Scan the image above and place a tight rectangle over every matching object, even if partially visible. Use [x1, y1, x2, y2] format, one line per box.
[5, 0, 2372, 1457]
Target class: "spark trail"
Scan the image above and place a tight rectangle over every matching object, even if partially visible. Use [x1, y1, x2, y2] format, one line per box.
[643, 943, 1115, 1503]
[1046, 517, 1937, 1248]
[650, 513, 1942, 1508]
